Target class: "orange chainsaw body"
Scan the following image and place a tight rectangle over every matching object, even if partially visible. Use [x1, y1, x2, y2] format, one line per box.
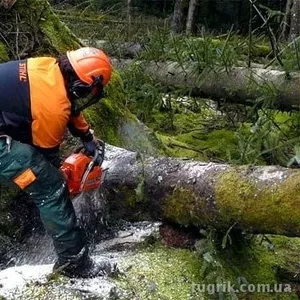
[60, 152, 103, 195]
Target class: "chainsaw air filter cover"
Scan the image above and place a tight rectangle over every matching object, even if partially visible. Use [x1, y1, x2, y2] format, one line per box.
[60, 152, 102, 195]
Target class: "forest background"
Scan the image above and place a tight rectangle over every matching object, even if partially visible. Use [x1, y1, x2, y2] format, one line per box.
[2, 0, 300, 299]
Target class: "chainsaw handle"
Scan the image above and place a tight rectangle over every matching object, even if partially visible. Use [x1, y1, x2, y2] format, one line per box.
[79, 140, 105, 192]
[95, 140, 105, 166]
[74, 139, 105, 166]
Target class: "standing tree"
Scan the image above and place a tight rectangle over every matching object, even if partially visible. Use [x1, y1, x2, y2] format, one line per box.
[172, 0, 200, 35]
[171, 0, 186, 33]
[290, 0, 300, 40]
[281, 0, 293, 39]
[127, 0, 132, 38]
[0, 0, 16, 8]
[185, 0, 199, 35]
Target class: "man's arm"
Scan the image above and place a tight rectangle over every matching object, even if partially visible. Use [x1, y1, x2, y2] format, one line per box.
[68, 113, 101, 159]
[67, 113, 93, 142]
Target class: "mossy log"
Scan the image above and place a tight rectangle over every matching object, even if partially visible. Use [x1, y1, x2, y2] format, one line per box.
[82, 38, 272, 59]
[102, 144, 300, 237]
[112, 59, 300, 111]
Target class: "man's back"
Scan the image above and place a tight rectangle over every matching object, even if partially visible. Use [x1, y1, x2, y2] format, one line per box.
[0, 57, 71, 148]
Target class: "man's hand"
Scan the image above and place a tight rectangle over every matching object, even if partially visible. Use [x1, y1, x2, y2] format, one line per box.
[81, 131, 105, 165]
[81, 129, 97, 156]
[82, 138, 99, 157]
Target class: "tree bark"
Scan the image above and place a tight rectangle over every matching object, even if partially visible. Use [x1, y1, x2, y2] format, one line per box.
[186, 0, 199, 35]
[171, 0, 186, 34]
[290, 0, 300, 40]
[100, 144, 300, 237]
[111, 58, 300, 111]
[0, 0, 16, 9]
[281, 0, 293, 40]
[127, 0, 132, 39]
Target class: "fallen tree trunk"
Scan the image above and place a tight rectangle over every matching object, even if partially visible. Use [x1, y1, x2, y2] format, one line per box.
[99, 145, 300, 237]
[111, 59, 300, 111]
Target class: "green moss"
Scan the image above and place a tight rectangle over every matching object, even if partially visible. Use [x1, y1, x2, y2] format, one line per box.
[116, 242, 204, 299]
[0, 43, 9, 62]
[14, 0, 81, 55]
[215, 169, 300, 236]
[123, 187, 139, 207]
[162, 187, 213, 226]
[115, 235, 300, 300]
[150, 102, 240, 161]
[39, 7, 81, 53]
[84, 72, 161, 154]
[177, 129, 239, 161]
[202, 234, 299, 299]
[107, 185, 153, 221]
[83, 72, 126, 146]
[157, 133, 205, 159]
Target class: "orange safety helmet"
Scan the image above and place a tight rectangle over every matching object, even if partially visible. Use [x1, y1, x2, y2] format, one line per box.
[67, 47, 112, 86]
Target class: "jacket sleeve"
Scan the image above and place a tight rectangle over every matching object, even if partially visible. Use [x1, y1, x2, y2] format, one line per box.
[67, 113, 93, 142]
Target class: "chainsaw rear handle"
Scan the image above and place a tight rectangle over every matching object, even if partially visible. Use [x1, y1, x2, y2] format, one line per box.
[95, 139, 105, 166]
[74, 139, 105, 166]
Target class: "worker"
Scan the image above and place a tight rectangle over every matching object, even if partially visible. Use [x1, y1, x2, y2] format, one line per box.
[0, 47, 113, 278]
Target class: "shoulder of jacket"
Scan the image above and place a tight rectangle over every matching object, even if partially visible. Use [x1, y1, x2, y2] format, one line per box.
[27, 57, 58, 71]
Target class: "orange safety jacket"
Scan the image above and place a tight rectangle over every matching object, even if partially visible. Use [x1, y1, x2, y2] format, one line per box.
[0, 57, 90, 165]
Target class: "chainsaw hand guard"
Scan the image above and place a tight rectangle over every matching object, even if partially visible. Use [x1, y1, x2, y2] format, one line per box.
[95, 140, 105, 166]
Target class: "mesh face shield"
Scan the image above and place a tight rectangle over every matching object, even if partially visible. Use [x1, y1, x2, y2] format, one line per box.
[70, 76, 105, 115]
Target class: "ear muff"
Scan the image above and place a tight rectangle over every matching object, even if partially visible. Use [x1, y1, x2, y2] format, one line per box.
[69, 80, 93, 99]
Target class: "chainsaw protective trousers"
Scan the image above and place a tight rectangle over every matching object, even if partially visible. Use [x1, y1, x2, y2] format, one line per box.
[0, 137, 86, 260]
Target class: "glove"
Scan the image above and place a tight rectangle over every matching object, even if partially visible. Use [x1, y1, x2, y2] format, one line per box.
[81, 129, 97, 155]
[81, 130, 105, 165]
[82, 138, 100, 156]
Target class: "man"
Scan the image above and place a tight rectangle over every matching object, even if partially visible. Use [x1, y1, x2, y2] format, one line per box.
[0, 47, 113, 278]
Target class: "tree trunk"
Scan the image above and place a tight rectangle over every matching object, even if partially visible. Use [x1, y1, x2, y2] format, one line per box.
[100, 144, 300, 237]
[186, 0, 199, 35]
[127, 0, 132, 39]
[0, 0, 82, 61]
[281, 0, 293, 40]
[0, 0, 16, 9]
[171, 0, 186, 34]
[290, 0, 300, 40]
[111, 58, 300, 111]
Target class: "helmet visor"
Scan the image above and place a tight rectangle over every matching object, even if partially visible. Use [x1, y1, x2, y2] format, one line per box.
[73, 87, 105, 114]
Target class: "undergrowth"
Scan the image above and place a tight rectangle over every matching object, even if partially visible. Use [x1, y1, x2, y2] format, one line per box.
[55, 3, 300, 167]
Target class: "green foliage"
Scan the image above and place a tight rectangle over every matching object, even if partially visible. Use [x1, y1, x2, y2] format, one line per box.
[122, 63, 163, 123]
[234, 110, 300, 166]
[0, 43, 9, 62]
[138, 30, 241, 69]
[196, 229, 239, 300]
[117, 242, 204, 299]
[54, 0, 300, 167]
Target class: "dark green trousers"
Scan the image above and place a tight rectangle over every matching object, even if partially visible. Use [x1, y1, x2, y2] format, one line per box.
[0, 137, 86, 260]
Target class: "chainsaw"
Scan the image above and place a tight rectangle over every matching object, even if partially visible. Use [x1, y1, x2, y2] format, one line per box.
[60, 141, 105, 195]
